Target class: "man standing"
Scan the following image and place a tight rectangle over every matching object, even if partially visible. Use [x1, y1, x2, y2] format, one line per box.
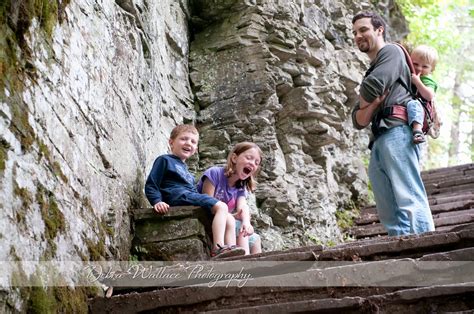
[351, 12, 435, 236]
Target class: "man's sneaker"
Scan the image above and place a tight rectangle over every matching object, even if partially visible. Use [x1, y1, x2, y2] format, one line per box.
[211, 244, 245, 259]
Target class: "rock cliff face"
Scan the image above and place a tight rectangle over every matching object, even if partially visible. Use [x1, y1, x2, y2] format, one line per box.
[190, 0, 406, 249]
[1, 0, 193, 287]
[0, 0, 407, 308]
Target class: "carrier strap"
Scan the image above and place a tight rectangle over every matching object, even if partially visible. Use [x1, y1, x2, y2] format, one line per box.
[381, 105, 408, 122]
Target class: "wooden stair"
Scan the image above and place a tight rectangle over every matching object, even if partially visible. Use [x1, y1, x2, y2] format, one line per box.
[88, 163, 474, 313]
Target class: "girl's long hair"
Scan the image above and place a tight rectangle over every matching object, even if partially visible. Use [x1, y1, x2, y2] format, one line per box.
[224, 142, 262, 192]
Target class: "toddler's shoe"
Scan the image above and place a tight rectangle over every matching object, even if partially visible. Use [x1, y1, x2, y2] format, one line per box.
[413, 130, 426, 144]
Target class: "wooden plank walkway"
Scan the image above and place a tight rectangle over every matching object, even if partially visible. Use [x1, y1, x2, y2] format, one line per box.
[88, 163, 474, 313]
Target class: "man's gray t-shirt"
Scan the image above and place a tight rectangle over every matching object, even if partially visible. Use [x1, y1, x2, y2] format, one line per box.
[352, 44, 413, 138]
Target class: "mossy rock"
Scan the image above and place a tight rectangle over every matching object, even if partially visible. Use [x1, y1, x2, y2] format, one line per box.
[134, 237, 210, 261]
[134, 218, 206, 243]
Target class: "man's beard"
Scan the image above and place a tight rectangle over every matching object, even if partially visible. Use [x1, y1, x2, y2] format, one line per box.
[357, 41, 369, 53]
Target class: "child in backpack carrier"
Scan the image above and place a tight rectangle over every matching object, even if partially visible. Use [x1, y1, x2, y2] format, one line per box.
[407, 44, 439, 144]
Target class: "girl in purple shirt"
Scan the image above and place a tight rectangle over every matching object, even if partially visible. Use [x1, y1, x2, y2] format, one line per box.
[198, 142, 263, 255]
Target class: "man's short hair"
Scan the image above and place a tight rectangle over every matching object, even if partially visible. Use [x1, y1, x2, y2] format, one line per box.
[170, 124, 199, 140]
[352, 11, 387, 41]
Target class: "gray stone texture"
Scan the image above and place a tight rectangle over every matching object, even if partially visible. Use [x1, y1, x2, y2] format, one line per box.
[0, 0, 409, 309]
[190, 0, 379, 250]
[0, 3, 194, 308]
[132, 206, 212, 261]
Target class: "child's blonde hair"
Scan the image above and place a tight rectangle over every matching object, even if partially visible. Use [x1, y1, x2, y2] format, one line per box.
[224, 142, 262, 192]
[411, 45, 439, 70]
[170, 124, 199, 140]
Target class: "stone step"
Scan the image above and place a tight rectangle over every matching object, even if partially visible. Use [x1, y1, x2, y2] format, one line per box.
[419, 247, 474, 261]
[422, 168, 473, 184]
[88, 226, 474, 301]
[88, 286, 395, 313]
[424, 167, 474, 182]
[426, 181, 474, 196]
[359, 191, 474, 217]
[220, 244, 322, 262]
[328, 226, 474, 260]
[351, 211, 474, 239]
[131, 206, 214, 261]
[132, 206, 203, 222]
[89, 164, 474, 312]
[203, 285, 474, 314]
[429, 191, 474, 206]
[89, 248, 474, 313]
[90, 284, 474, 313]
[355, 199, 474, 225]
[421, 163, 474, 178]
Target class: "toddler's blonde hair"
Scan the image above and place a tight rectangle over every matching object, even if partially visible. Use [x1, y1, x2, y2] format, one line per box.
[411, 45, 439, 71]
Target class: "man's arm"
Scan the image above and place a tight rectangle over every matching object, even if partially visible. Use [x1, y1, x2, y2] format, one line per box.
[353, 45, 405, 128]
[352, 92, 387, 128]
[359, 45, 405, 103]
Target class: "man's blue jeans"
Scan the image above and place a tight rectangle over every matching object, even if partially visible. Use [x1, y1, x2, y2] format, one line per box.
[369, 125, 435, 236]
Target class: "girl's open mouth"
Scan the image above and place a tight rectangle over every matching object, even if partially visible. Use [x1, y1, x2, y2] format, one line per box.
[243, 167, 252, 175]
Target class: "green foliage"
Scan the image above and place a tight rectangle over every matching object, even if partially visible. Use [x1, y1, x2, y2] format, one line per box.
[304, 232, 323, 246]
[23, 263, 99, 312]
[397, 0, 474, 168]
[85, 238, 106, 261]
[325, 240, 336, 247]
[9, 99, 36, 152]
[27, 285, 92, 314]
[36, 183, 66, 259]
[0, 0, 70, 100]
[335, 202, 361, 244]
[303, 232, 337, 247]
[397, 0, 466, 56]
[335, 208, 358, 230]
[38, 139, 69, 182]
[28, 286, 55, 314]
[361, 153, 375, 203]
[336, 200, 361, 231]
[129, 253, 139, 262]
[13, 182, 33, 225]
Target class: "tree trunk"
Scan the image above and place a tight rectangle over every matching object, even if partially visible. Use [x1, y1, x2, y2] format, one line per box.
[448, 72, 463, 165]
[470, 96, 474, 163]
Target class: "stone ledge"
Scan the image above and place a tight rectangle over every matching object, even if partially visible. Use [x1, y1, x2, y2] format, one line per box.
[131, 206, 213, 261]
[131, 206, 205, 221]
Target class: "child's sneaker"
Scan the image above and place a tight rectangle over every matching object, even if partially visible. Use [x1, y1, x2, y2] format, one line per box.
[413, 130, 426, 144]
[211, 244, 245, 259]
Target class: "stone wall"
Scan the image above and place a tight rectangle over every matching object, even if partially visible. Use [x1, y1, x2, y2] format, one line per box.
[1, 0, 194, 309]
[132, 206, 212, 261]
[190, 0, 381, 250]
[0, 0, 408, 310]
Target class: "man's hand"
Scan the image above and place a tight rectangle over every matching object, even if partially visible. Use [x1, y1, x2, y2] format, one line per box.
[355, 91, 388, 127]
[154, 201, 170, 214]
